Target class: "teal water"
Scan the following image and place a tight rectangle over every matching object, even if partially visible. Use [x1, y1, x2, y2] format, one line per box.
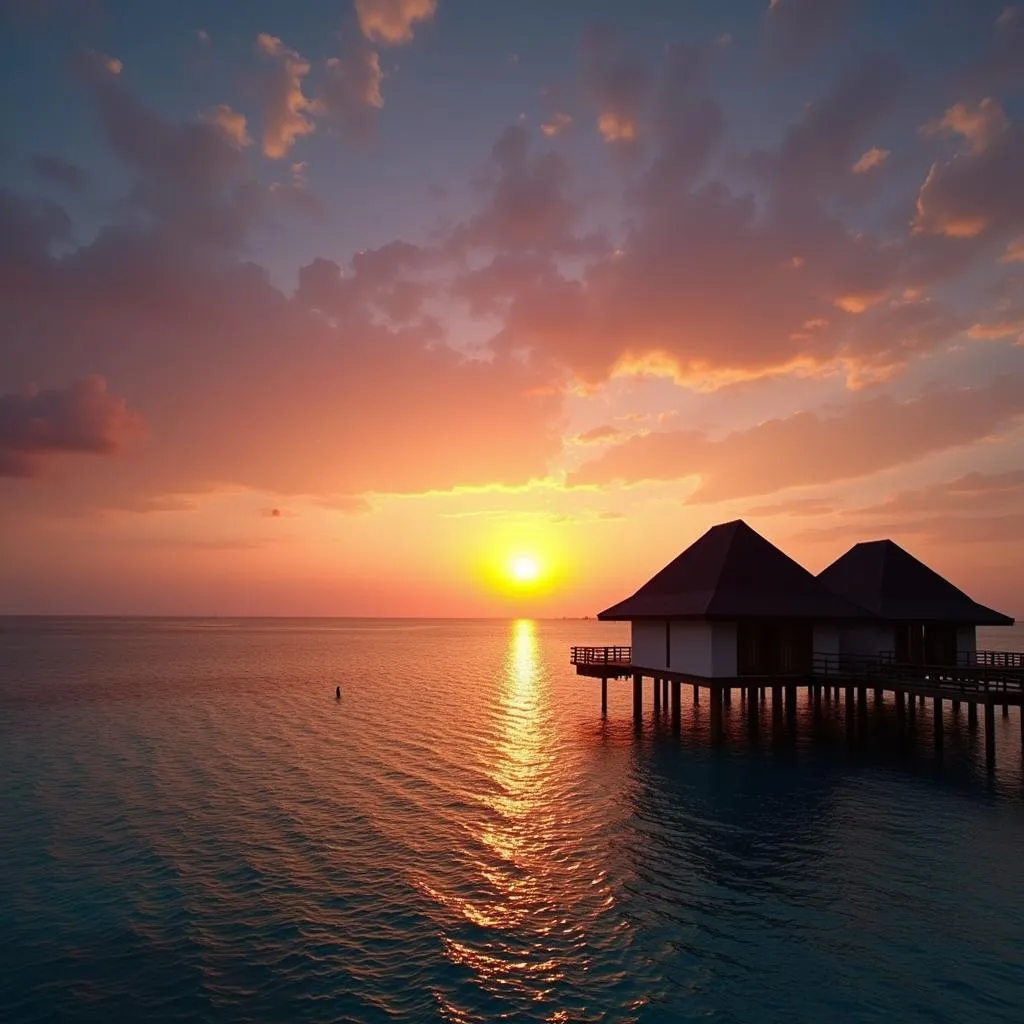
[1, 617, 1023, 1023]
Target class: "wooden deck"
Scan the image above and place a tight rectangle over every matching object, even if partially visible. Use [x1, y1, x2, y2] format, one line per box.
[570, 645, 1024, 765]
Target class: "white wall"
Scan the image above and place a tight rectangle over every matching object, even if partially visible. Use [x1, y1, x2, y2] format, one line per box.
[631, 620, 666, 671]
[669, 621, 714, 676]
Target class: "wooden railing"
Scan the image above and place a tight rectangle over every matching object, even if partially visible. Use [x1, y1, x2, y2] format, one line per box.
[963, 650, 1024, 670]
[571, 646, 632, 666]
[812, 652, 1024, 696]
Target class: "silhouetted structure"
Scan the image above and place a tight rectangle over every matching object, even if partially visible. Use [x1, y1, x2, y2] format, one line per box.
[572, 520, 1020, 766]
[817, 539, 1014, 666]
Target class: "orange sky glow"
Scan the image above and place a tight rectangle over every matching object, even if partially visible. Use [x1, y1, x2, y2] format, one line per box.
[2, 0, 1023, 617]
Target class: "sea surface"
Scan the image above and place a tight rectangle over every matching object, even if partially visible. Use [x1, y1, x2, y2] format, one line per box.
[2, 617, 1024, 1023]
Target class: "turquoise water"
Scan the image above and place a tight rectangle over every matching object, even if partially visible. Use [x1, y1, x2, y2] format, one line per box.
[1, 617, 1023, 1023]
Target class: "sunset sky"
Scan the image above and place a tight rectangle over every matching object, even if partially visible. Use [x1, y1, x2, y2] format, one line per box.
[2, 0, 1023, 617]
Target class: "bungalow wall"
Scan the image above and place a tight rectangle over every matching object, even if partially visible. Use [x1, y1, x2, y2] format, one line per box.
[629, 620, 737, 677]
[837, 623, 893, 660]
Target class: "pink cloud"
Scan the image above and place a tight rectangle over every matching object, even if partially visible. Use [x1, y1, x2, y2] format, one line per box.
[200, 104, 251, 148]
[318, 46, 384, 143]
[0, 376, 143, 478]
[568, 373, 1024, 501]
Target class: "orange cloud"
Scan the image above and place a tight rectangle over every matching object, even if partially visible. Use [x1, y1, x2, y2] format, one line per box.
[354, 0, 437, 46]
[569, 373, 1024, 502]
[1002, 237, 1024, 263]
[201, 104, 251, 148]
[852, 146, 889, 173]
[255, 33, 316, 158]
[540, 112, 572, 137]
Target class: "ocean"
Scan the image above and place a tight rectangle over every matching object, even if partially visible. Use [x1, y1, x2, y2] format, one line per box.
[1, 617, 1023, 1023]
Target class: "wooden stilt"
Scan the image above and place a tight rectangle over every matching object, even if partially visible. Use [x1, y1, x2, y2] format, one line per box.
[785, 685, 797, 717]
[845, 686, 855, 735]
[1003, 703, 1009, 718]
[896, 690, 905, 717]
[907, 693, 915, 727]
[601, 678, 607, 716]
[671, 679, 681, 734]
[747, 685, 758, 725]
[813, 684, 821, 717]
[985, 702, 995, 767]
[874, 688, 883, 704]
[968, 701, 977, 730]
[710, 686, 723, 742]
[633, 673, 642, 721]
[653, 677, 661, 714]
[723, 686, 732, 707]
[858, 687, 867, 717]
[693, 684, 700, 705]
[952, 698, 960, 713]
[772, 685, 782, 724]
[934, 697, 943, 749]
[663, 678, 669, 705]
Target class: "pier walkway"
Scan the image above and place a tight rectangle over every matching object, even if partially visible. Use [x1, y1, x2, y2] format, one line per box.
[570, 645, 1024, 767]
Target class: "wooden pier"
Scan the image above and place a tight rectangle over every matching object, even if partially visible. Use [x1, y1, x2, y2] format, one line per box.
[570, 645, 1024, 767]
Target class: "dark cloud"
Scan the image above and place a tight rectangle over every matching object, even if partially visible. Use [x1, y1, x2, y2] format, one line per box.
[318, 45, 384, 144]
[30, 154, 88, 192]
[0, 376, 142, 478]
[763, 0, 851, 63]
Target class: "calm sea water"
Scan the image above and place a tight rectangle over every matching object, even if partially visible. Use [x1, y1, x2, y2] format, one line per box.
[2, 617, 1024, 1023]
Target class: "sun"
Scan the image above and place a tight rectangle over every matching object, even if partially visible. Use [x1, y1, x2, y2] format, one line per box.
[509, 554, 541, 584]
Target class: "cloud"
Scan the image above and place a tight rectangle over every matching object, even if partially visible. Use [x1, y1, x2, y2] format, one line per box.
[30, 154, 88, 192]
[574, 424, 624, 445]
[745, 497, 836, 517]
[852, 146, 889, 174]
[200, 104, 251, 148]
[764, 0, 851, 62]
[915, 99, 1024, 240]
[450, 126, 585, 254]
[1002, 237, 1024, 263]
[318, 46, 384, 143]
[354, 0, 437, 46]
[963, 5, 1024, 92]
[568, 373, 1024, 502]
[581, 25, 650, 148]
[855, 470, 1024, 518]
[540, 112, 571, 137]
[0, 376, 142, 478]
[74, 48, 255, 249]
[759, 57, 904, 196]
[255, 33, 316, 158]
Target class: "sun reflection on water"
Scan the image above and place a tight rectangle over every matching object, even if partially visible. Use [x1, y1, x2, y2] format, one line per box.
[436, 619, 597, 1013]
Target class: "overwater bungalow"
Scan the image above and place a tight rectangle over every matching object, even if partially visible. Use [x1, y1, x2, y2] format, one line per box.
[817, 539, 1014, 666]
[571, 519, 1022, 764]
[593, 519, 867, 679]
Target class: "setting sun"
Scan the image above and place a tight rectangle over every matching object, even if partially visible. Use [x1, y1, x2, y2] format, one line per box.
[509, 554, 541, 584]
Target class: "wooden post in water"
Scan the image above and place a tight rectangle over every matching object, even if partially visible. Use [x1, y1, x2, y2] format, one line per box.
[952, 698, 960, 713]
[934, 697, 943, 749]
[874, 688, 883, 705]
[723, 686, 732, 707]
[601, 678, 607, 716]
[785, 685, 797, 718]
[671, 679, 681, 734]
[653, 677, 661, 714]
[710, 686, 723, 742]
[985, 702, 995, 767]
[813, 684, 822, 717]
[772, 685, 782, 726]
[693, 683, 700, 705]
[747, 685, 758, 726]
[895, 690, 905, 717]
[968, 701, 977, 730]
[858, 687, 867, 717]
[633, 673, 642, 721]
[907, 692, 915, 727]
[663, 678, 669, 705]
[1003, 703, 1009, 718]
